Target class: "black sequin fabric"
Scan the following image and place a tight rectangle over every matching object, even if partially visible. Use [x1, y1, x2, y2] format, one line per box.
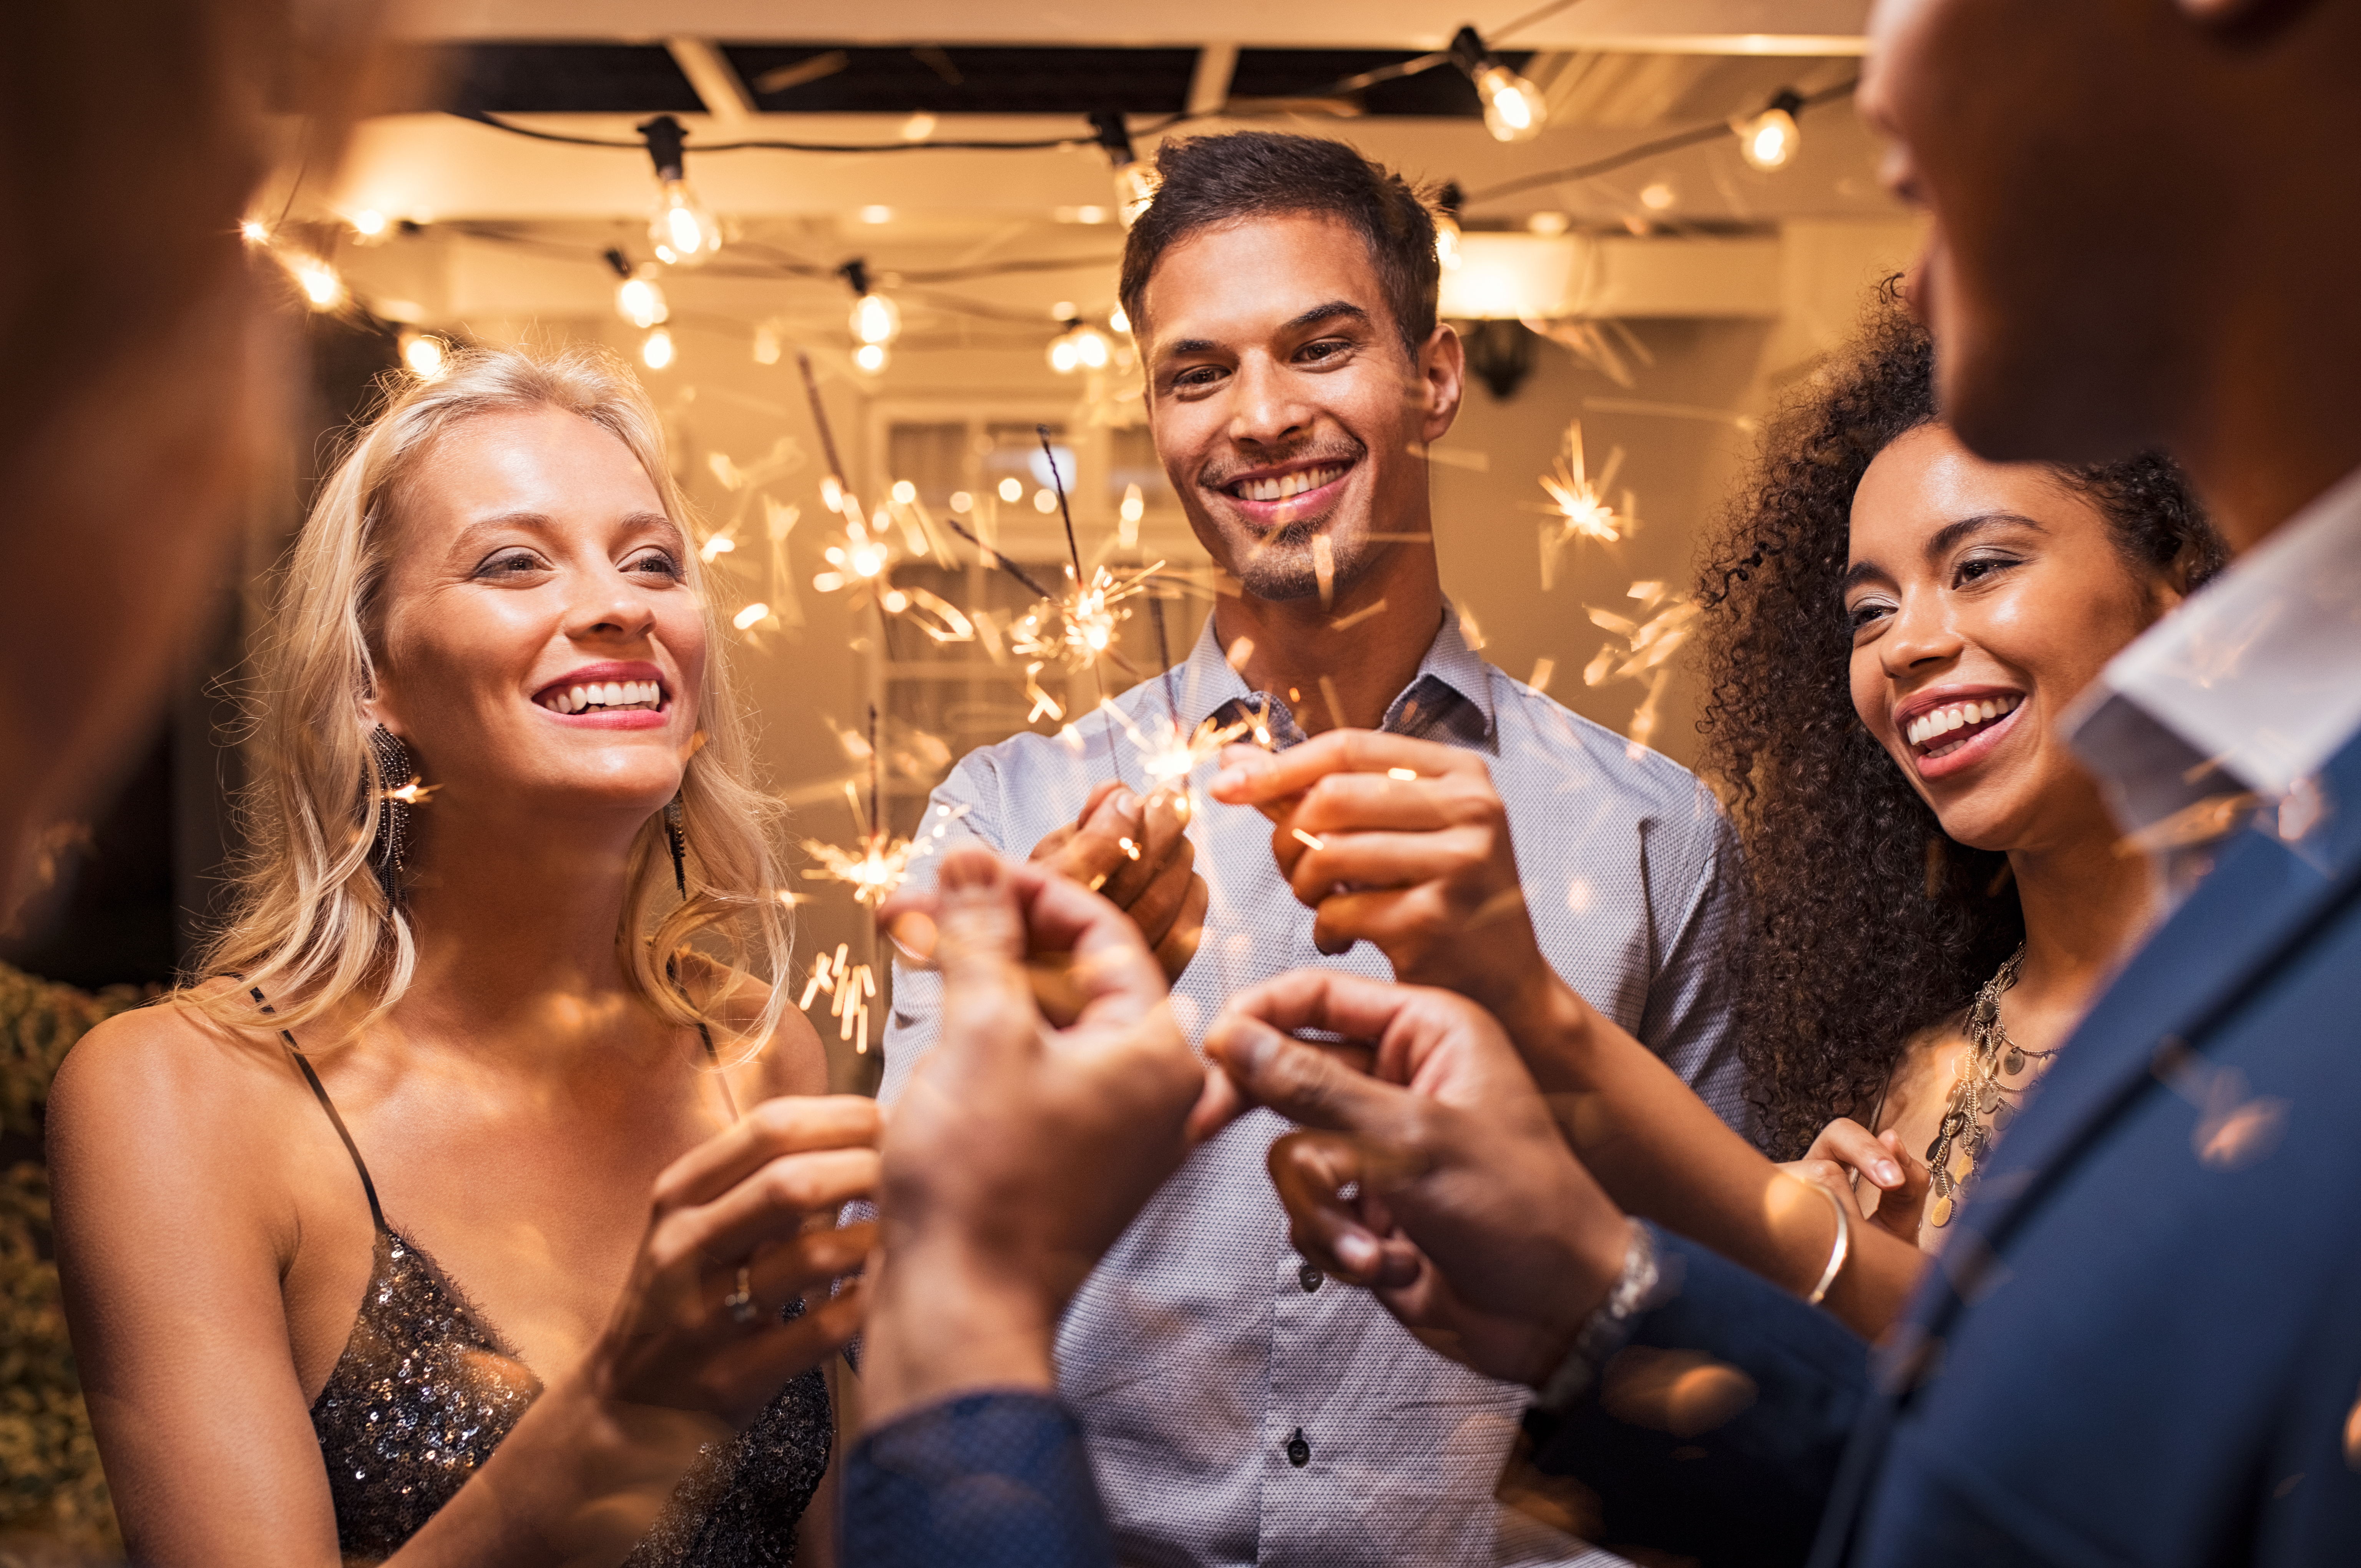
[310, 1224, 830, 1566]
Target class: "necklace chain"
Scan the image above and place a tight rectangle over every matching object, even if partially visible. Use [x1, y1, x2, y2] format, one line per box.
[1923, 944, 2058, 1230]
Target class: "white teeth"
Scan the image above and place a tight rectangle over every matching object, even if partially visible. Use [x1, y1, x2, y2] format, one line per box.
[1905, 694, 2022, 749]
[569, 685, 588, 712]
[1235, 464, 1345, 503]
[544, 678, 666, 714]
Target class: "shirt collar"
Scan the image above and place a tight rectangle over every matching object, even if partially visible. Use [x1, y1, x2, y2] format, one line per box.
[1176, 601, 1497, 752]
[2064, 462, 2361, 872]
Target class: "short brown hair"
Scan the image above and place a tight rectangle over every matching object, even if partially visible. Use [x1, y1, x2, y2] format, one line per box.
[1117, 131, 1441, 361]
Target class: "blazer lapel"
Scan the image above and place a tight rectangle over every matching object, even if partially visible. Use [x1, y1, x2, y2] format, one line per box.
[1917, 728, 2361, 1336]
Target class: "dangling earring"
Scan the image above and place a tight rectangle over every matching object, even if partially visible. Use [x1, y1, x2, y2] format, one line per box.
[368, 725, 417, 908]
[664, 791, 687, 898]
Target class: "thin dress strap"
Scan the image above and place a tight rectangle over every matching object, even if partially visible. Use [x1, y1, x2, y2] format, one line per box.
[667, 952, 742, 1123]
[252, 985, 388, 1234]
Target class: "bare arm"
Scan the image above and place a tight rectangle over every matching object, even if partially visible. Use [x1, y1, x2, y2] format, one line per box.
[49, 1006, 878, 1568]
[1210, 732, 1924, 1338]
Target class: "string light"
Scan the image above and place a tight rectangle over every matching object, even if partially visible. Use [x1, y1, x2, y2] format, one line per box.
[1735, 89, 1805, 173]
[841, 258, 902, 351]
[638, 116, 723, 266]
[1109, 304, 1131, 334]
[399, 331, 448, 378]
[1449, 27, 1547, 145]
[1119, 483, 1146, 547]
[349, 208, 388, 240]
[1047, 319, 1114, 374]
[1092, 113, 1159, 230]
[239, 218, 270, 246]
[752, 324, 781, 364]
[998, 476, 1024, 503]
[642, 327, 675, 369]
[853, 342, 889, 374]
[288, 254, 343, 310]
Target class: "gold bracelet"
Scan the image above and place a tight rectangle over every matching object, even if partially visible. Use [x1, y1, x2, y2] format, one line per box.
[1803, 1177, 1852, 1307]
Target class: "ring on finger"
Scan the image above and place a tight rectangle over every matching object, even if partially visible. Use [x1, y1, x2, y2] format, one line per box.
[723, 1264, 761, 1325]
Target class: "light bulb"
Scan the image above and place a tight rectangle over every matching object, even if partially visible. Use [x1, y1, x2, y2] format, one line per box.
[850, 292, 902, 347]
[239, 218, 270, 246]
[1737, 107, 1800, 171]
[1639, 181, 1678, 212]
[1434, 211, 1463, 271]
[1109, 304, 1130, 334]
[289, 255, 342, 310]
[1048, 335, 1081, 375]
[649, 179, 721, 266]
[998, 477, 1023, 503]
[1033, 489, 1057, 514]
[400, 332, 447, 378]
[1114, 163, 1159, 231]
[751, 325, 780, 364]
[1475, 64, 1547, 144]
[1119, 483, 1144, 547]
[350, 209, 387, 239]
[616, 274, 669, 329]
[853, 342, 888, 374]
[1047, 323, 1114, 375]
[642, 328, 674, 370]
[950, 490, 973, 512]
[891, 480, 917, 504]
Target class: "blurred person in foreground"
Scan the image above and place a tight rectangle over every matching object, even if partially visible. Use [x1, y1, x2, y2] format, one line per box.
[846, 0, 2361, 1563]
[47, 347, 876, 1566]
[878, 128, 1750, 1568]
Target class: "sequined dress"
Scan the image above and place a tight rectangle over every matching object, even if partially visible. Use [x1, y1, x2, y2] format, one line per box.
[287, 1047, 831, 1566]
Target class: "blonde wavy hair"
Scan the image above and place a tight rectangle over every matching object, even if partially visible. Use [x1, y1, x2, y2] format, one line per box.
[190, 342, 792, 1051]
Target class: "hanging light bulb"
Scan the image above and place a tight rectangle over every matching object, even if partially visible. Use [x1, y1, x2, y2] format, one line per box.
[604, 248, 669, 329]
[239, 218, 270, 246]
[288, 254, 343, 311]
[1735, 90, 1806, 172]
[752, 324, 781, 365]
[1433, 181, 1466, 271]
[1091, 113, 1159, 231]
[841, 259, 902, 349]
[1449, 28, 1547, 145]
[643, 328, 675, 370]
[399, 331, 448, 378]
[1047, 319, 1113, 375]
[854, 342, 888, 374]
[638, 116, 723, 266]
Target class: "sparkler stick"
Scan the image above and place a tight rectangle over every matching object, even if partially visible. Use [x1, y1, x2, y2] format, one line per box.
[796, 351, 850, 505]
[940, 514, 1058, 600]
[1039, 424, 1127, 789]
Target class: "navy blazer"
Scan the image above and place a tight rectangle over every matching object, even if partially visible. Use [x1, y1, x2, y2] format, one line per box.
[1535, 726, 2361, 1565]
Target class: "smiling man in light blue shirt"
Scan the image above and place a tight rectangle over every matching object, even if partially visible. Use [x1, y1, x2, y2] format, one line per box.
[877, 130, 1748, 1568]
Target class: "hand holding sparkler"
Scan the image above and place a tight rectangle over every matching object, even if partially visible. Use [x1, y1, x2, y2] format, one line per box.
[859, 847, 1215, 1430]
[1208, 731, 1557, 1024]
[1028, 779, 1209, 985]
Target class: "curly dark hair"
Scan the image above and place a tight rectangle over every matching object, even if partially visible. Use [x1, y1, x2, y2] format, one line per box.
[1694, 282, 2227, 1161]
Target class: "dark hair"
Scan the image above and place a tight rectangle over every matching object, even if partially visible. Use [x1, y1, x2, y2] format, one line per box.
[1117, 131, 1441, 361]
[1694, 282, 2227, 1161]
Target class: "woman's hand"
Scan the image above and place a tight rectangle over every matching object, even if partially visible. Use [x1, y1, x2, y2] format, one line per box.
[587, 1096, 880, 1429]
[1778, 1116, 1929, 1247]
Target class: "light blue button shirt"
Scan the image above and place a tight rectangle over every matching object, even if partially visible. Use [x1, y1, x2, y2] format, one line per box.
[878, 606, 1749, 1568]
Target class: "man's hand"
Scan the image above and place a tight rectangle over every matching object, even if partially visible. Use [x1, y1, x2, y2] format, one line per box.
[1030, 779, 1209, 985]
[1207, 732, 1554, 1027]
[1202, 970, 1631, 1389]
[861, 846, 1213, 1430]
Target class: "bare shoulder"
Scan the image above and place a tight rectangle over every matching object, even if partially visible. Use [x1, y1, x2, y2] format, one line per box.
[674, 952, 829, 1100]
[48, 981, 301, 1159]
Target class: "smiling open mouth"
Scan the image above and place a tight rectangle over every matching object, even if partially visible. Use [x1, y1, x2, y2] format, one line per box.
[1226, 462, 1350, 503]
[1907, 694, 2022, 759]
[538, 678, 666, 715]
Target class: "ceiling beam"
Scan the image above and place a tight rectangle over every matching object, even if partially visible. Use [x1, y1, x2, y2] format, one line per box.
[1187, 44, 1239, 116]
[667, 38, 755, 123]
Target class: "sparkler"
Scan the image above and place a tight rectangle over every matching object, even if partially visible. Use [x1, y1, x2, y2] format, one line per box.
[799, 706, 917, 907]
[1534, 421, 1634, 591]
[797, 942, 878, 1054]
[1582, 581, 1700, 756]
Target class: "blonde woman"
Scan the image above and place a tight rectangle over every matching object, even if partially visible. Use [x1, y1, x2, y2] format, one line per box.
[45, 345, 875, 1567]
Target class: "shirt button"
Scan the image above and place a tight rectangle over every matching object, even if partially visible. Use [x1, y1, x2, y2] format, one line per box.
[1285, 1428, 1311, 1468]
[1298, 1262, 1323, 1293]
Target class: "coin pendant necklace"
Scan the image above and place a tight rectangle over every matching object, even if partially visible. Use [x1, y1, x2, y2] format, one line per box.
[1923, 945, 2057, 1230]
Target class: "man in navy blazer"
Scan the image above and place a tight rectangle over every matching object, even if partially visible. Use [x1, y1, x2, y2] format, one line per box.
[841, 0, 2361, 1562]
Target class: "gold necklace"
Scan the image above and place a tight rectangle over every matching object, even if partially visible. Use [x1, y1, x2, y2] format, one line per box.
[1923, 945, 2057, 1230]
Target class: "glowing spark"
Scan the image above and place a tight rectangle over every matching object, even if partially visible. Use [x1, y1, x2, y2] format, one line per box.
[1387, 767, 1418, 782]
[1329, 599, 1387, 632]
[733, 602, 772, 630]
[385, 777, 439, 806]
[1529, 656, 1556, 694]
[800, 831, 916, 906]
[1009, 561, 1166, 673]
[1536, 421, 1632, 590]
[1582, 581, 1700, 756]
[1292, 829, 1326, 851]
[796, 943, 880, 1053]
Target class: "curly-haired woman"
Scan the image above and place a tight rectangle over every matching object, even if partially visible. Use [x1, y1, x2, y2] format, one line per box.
[45, 346, 876, 1567]
[1695, 285, 2223, 1251]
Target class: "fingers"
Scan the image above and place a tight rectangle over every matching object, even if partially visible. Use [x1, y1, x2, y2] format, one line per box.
[1204, 1008, 1424, 1149]
[652, 1095, 883, 1213]
[1098, 788, 1190, 910]
[932, 847, 1040, 1068]
[679, 1147, 885, 1264]
[1215, 967, 1434, 1048]
[1001, 858, 1171, 1031]
[1045, 786, 1150, 900]
[1210, 731, 1475, 807]
[741, 1217, 876, 1308]
[1123, 835, 1199, 949]
[1152, 872, 1210, 985]
[1804, 1117, 1904, 1191]
[1285, 832, 1476, 909]
[1266, 1131, 1420, 1286]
